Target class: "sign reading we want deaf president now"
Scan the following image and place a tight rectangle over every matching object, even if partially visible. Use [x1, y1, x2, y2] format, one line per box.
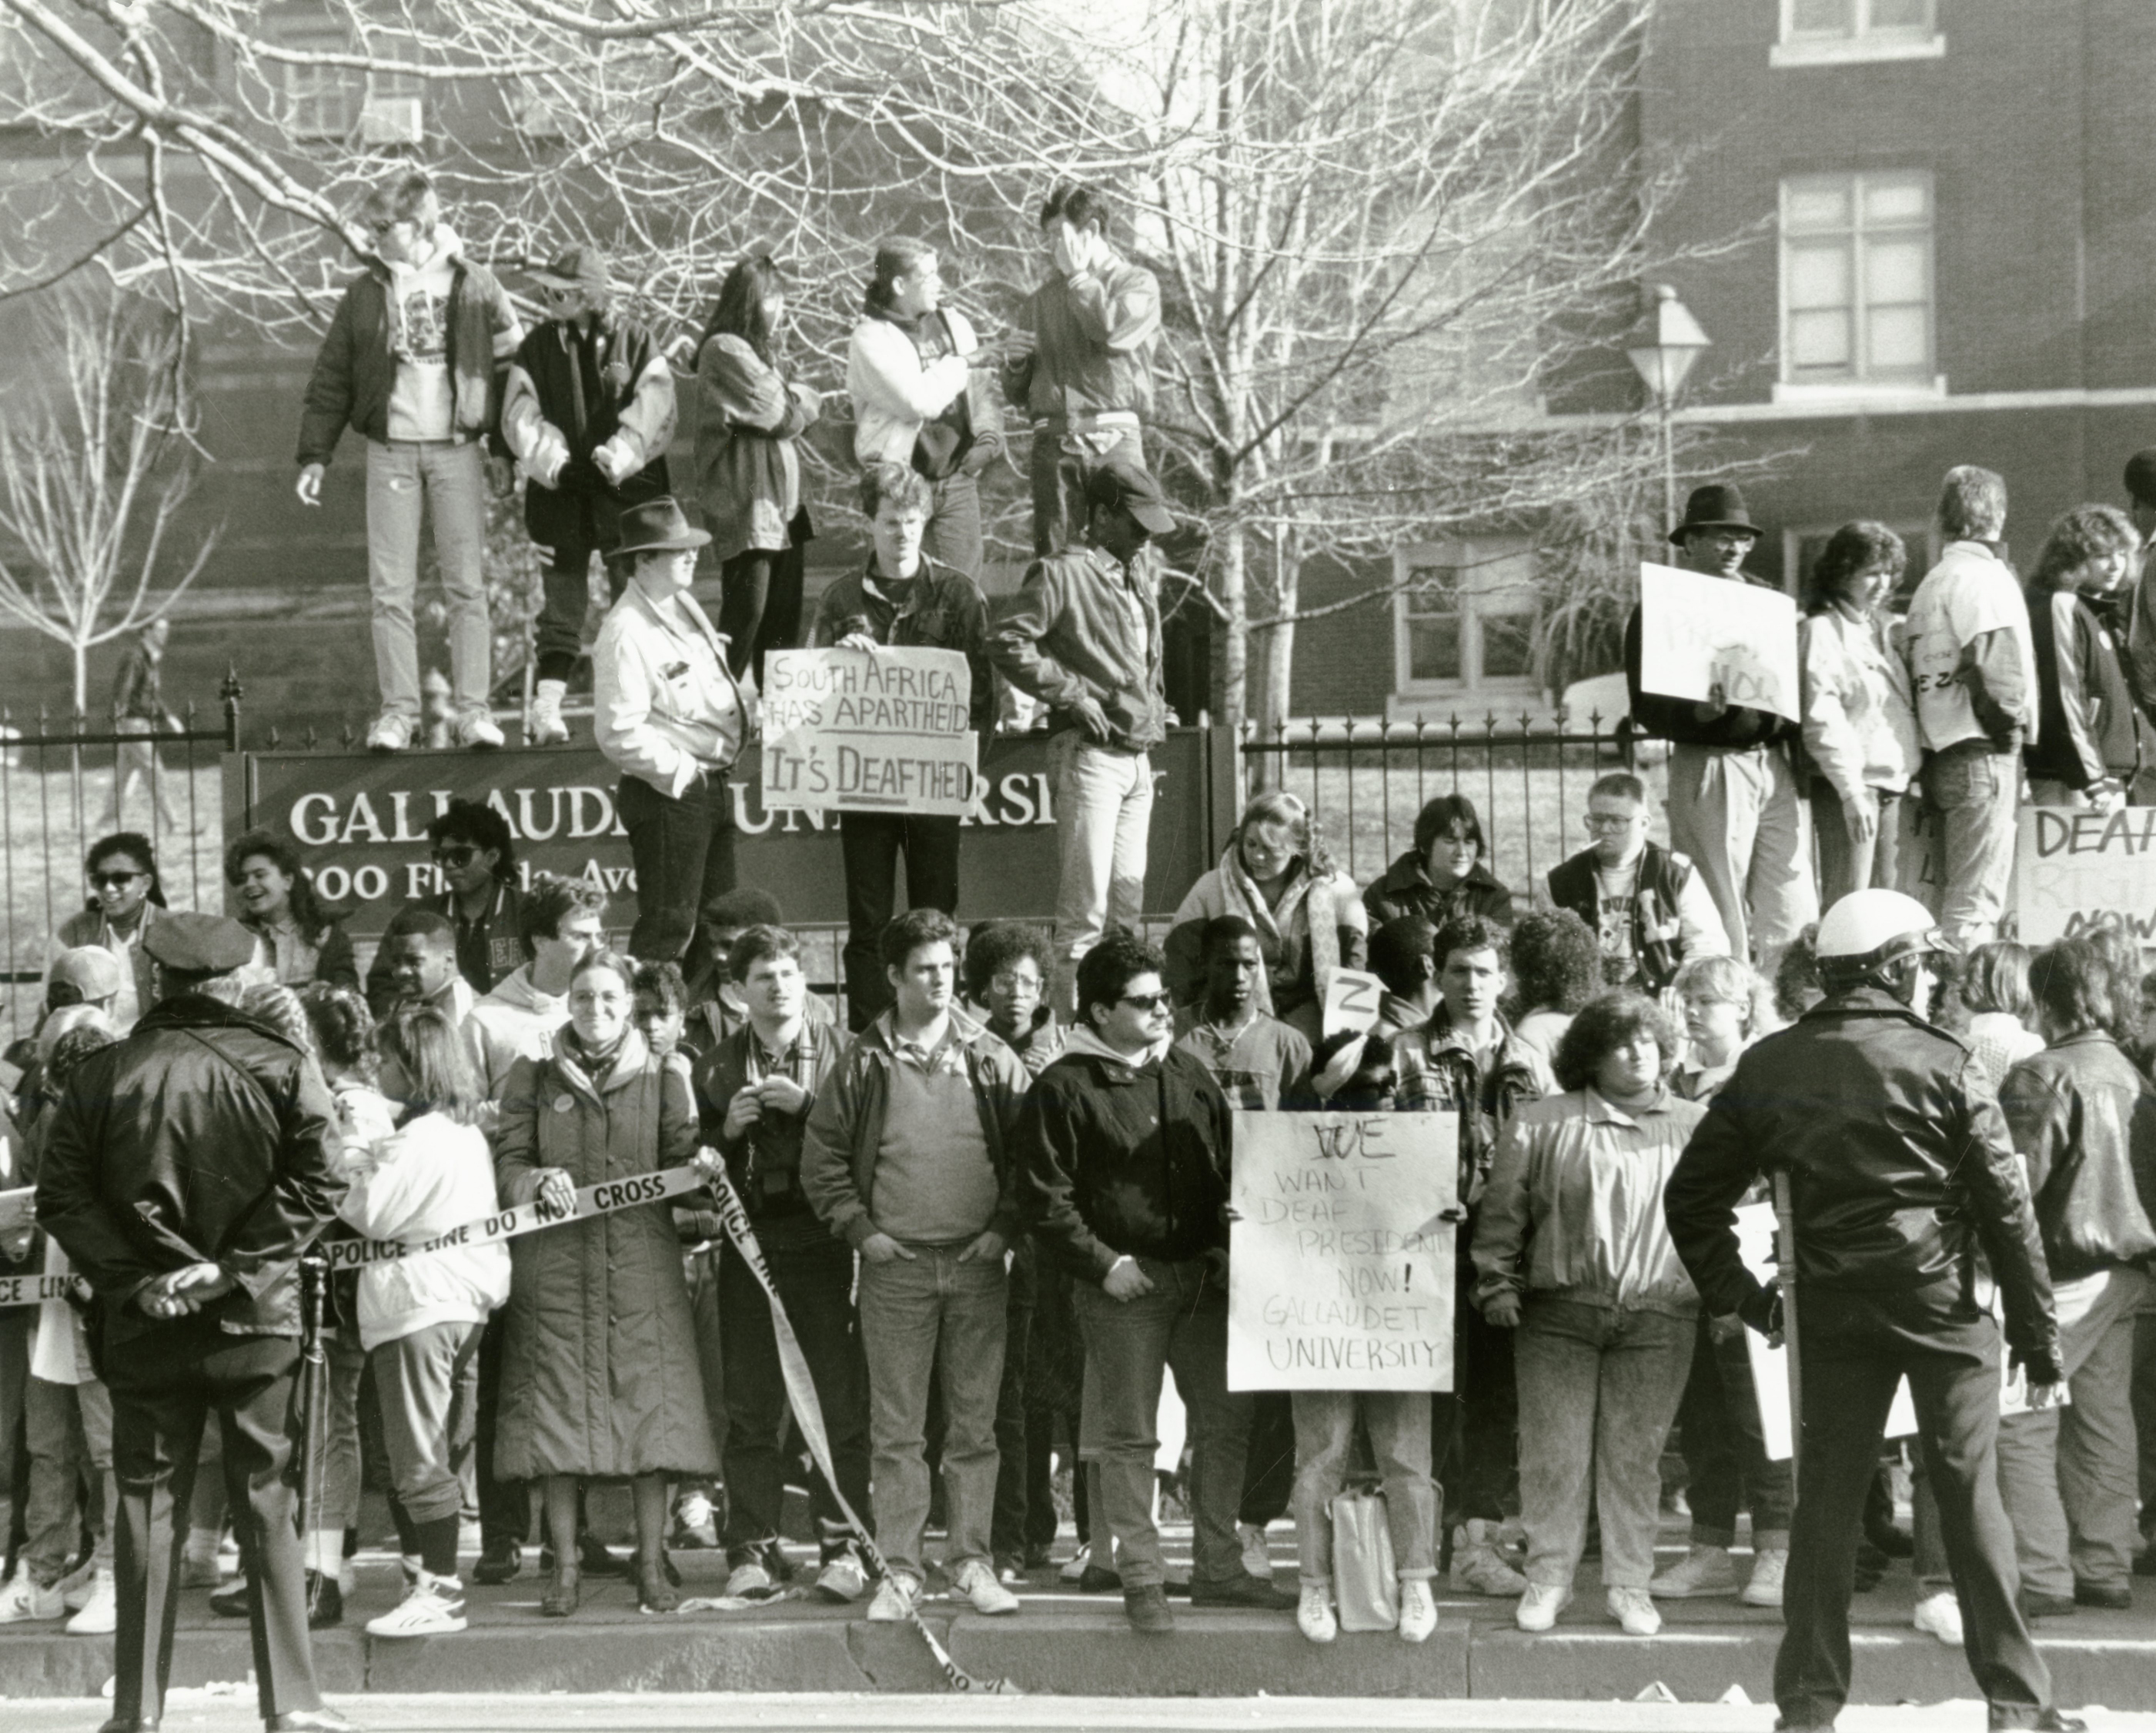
[2014, 805, 2156, 943]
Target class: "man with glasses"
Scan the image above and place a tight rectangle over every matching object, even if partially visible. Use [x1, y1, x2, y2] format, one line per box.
[501, 245, 679, 747]
[1546, 771, 1729, 994]
[296, 169, 523, 753]
[1020, 932, 1292, 1634]
[364, 798, 523, 1015]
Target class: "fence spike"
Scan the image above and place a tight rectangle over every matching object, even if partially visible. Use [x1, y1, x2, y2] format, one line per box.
[303, 726, 319, 750]
[267, 725, 281, 748]
[341, 723, 356, 748]
[182, 700, 197, 724]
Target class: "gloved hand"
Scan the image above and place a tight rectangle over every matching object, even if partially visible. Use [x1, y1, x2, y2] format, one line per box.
[1737, 1280, 1783, 1342]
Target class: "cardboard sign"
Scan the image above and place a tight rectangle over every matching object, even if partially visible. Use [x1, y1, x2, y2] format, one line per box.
[1322, 967, 1385, 1037]
[760, 647, 978, 818]
[1636, 562, 1800, 723]
[1228, 1110, 1458, 1392]
[2013, 806, 2156, 945]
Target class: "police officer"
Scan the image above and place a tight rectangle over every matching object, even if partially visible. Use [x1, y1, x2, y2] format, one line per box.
[36, 913, 349, 1733]
[1663, 889, 2079, 1733]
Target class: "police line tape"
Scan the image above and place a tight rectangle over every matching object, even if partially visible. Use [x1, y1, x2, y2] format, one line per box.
[0, 1272, 89, 1309]
[320, 1165, 710, 1273]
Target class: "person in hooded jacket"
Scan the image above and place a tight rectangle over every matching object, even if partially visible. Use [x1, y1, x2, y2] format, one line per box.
[1364, 793, 1516, 931]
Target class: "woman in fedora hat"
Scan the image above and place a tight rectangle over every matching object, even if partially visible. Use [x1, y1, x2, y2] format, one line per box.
[592, 498, 747, 980]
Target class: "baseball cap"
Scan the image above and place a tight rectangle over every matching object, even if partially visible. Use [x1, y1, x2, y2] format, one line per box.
[1083, 456, 1175, 535]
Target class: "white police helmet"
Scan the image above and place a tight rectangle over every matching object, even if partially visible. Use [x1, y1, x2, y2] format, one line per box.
[1814, 889, 1954, 975]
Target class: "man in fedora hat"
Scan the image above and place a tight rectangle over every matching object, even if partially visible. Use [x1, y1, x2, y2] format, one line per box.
[503, 243, 680, 746]
[593, 498, 747, 979]
[36, 913, 348, 1733]
[1625, 483, 1816, 965]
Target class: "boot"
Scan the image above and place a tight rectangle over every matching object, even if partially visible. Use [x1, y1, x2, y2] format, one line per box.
[540, 1561, 580, 1618]
[1451, 1518, 1527, 1597]
[530, 679, 570, 746]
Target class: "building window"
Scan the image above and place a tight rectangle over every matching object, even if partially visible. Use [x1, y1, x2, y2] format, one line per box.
[282, 46, 363, 141]
[1392, 542, 1540, 710]
[1773, 0, 1944, 65]
[1780, 171, 1934, 389]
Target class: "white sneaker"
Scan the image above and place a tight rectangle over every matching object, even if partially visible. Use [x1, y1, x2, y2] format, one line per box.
[1650, 1542, 1737, 1598]
[65, 1570, 115, 1635]
[867, 1571, 919, 1621]
[1607, 1585, 1661, 1635]
[724, 1560, 774, 1598]
[1397, 1576, 1437, 1643]
[56, 1558, 95, 1609]
[1742, 1546, 1787, 1609]
[814, 1554, 868, 1604]
[1238, 1521, 1272, 1580]
[453, 710, 506, 750]
[1913, 1589, 1964, 1647]
[529, 680, 571, 746]
[366, 712, 414, 753]
[1453, 1519, 1528, 1597]
[1296, 1581, 1338, 1644]
[366, 1574, 468, 1638]
[951, 1558, 1020, 1615]
[1058, 1543, 1092, 1584]
[1515, 1582, 1570, 1632]
[179, 1549, 223, 1590]
[0, 1568, 65, 1623]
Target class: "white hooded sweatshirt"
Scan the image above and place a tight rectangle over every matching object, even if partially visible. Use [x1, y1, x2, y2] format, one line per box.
[384, 224, 464, 441]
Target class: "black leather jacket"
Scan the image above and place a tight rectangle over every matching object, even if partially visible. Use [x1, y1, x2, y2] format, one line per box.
[1999, 1029, 2156, 1283]
[1665, 987, 2061, 1381]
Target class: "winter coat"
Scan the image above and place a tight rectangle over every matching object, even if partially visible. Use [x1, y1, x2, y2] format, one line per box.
[848, 306, 1007, 475]
[492, 1028, 718, 1480]
[991, 542, 1170, 753]
[691, 333, 819, 563]
[2026, 583, 2141, 791]
[1165, 848, 1368, 1027]
[339, 1110, 510, 1353]
[501, 314, 676, 549]
[1998, 1029, 2156, 1283]
[1362, 853, 1516, 930]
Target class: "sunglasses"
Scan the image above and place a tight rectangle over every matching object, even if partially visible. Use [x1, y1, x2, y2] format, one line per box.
[432, 846, 479, 867]
[92, 870, 145, 890]
[1119, 990, 1172, 1013]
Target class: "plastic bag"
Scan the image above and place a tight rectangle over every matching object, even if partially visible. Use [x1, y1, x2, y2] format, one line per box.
[1331, 1488, 1399, 1632]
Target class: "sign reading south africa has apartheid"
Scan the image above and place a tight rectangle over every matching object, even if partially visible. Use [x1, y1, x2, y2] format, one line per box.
[2013, 806, 2156, 944]
[760, 646, 978, 818]
[1227, 1109, 1459, 1392]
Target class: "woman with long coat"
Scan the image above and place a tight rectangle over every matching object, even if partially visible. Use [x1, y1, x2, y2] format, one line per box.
[493, 948, 718, 1616]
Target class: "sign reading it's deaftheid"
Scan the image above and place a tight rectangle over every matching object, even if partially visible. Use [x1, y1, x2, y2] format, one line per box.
[1636, 561, 1800, 723]
[1227, 1110, 1458, 1392]
[2014, 806, 2156, 944]
[760, 647, 978, 818]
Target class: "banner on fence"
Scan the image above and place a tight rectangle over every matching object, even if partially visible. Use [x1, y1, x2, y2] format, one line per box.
[760, 647, 978, 819]
[1636, 562, 1800, 723]
[2013, 806, 2156, 945]
[1228, 1109, 1458, 1392]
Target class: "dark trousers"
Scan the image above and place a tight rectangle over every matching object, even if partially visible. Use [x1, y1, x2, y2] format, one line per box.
[620, 771, 738, 979]
[840, 813, 961, 1031]
[475, 1310, 527, 1551]
[533, 493, 630, 682]
[1238, 1393, 1295, 1528]
[1027, 427, 1142, 556]
[1777, 1278, 2051, 1731]
[717, 542, 805, 686]
[1436, 1260, 1517, 1525]
[989, 1244, 1037, 1560]
[719, 1234, 872, 1564]
[106, 1321, 320, 1725]
[1677, 1313, 1793, 1548]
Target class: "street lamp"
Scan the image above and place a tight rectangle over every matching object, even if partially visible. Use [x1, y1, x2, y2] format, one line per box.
[1627, 283, 1710, 536]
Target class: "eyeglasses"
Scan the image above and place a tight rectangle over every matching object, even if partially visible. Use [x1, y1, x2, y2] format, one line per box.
[1585, 813, 1639, 832]
[431, 846, 478, 867]
[92, 870, 145, 890]
[990, 972, 1041, 994]
[1119, 991, 1172, 1012]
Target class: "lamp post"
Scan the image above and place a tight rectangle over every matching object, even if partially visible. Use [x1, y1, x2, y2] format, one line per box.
[1627, 283, 1711, 536]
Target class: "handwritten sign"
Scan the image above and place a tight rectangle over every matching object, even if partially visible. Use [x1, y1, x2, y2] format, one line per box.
[1322, 967, 1385, 1037]
[760, 647, 978, 819]
[1228, 1110, 1458, 1392]
[2013, 806, 2156, 945]
[1636, 562, 1800, 723]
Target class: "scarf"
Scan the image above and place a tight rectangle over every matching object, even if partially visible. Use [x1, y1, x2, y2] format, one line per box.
[1211, 843, 1342, 1013]
[1062, 1023, 1172, 1070]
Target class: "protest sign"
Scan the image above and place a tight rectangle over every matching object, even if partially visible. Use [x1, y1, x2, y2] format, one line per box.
[1636, 562, 1800, 723]
[1322, 967, 1385, 1037]
[759, 646, 977, 818]
[1228, 1110, 1458, 1392]
[2014, 806, 2156, 944]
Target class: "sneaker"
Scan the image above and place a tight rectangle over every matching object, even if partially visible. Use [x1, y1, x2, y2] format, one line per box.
[366, 1574, 468, 1638]
[0, 1568, 64, 1624]
[1913, 1589, 1964, 1647]
[1123, 1582, 1175, 1634]
[1515, 1582, 1570, 1632]
[180, 1550, 224, 1590]
[529, 679, 571, 747]
[56, 1558, 95, 1608]
[866, 1571, 919, 1622]
[1238, 1521, 1272, 1579]
[724, 1560, 775, 1599]
[1296, 1581, 1338, 1644]
[366, 713, 413, 753]
[65, 1570, 115, 1635]
[1452, 1519, 1528, 1597]
[1397, 1577, 1437, 1643]
[1059, 1543, 1093, 1583]
[670, 1493, 719, 1551]
[209, 1577, 252, 1619]
[453, 710, 505, 750]
[472, 1540, 522, 1585]
[1650, 1543, 1736, 1599]
[1743, 1547, 1788, 1609]
[307, 1572, 343, 1629]
[994, 1555, 1025, 1585]
[1607, 1585, 1661, 1635]
[951, 1558, 1020, 1615]
[1078, 1558, 1123, 1593]
[814, 1554, 868, 1604]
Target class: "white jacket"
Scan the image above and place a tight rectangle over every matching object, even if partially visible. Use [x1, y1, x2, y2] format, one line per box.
[467, 964, 571, 1099]
[847, 309, 977, 468]
[593, 583, 747, 799]
[1799, 607, 1920, 804]
[337, 1110, 510, 1352]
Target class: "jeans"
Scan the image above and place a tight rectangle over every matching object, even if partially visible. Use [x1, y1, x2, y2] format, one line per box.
[24, 1375, 115, 1578]
[840, 813, 961, 1031]
[365, 437, 490, 723]
[1513, 1297, 1695, 1589]
[1290, 1390, 1436, 1585]
[373, 1321, 482, 1530]
[1434, 1256, 1518, 1526]
[1995, 1265, 2148, 1596]
[717, 542, 806, 687]
[533, 492, 632, 681]
[1028, 426, 1143, 556]
[719, 1234, 872, 1565]
[1912, 740, 2021, 950]
[1676, 1311, 1793, 1550]
[1775, 1277, 2050, 1731]
[316, 1324, 364, 1538]
[857, 1244, 1008, 1581]
[1072, 1257, 1252, 1589]
[619, 771, 739, 976]
[923, 471, 984, 579]
[1048, 730, 1154, 999]
[1810, 785, 1906, 911]
[990, 1245, 1036, 1560]
[1666, 742, 1816, 963]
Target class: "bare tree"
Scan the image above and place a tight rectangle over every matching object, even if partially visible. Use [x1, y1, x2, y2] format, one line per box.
[0, 285, 216, 713]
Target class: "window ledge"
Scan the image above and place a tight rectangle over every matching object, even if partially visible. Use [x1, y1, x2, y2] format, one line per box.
[1771, 376, 1947, 407]
[1770, 34, 1946, 68]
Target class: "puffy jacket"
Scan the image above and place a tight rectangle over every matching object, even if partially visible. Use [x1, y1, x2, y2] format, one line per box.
[691, 332, 819, 563]
[338, 1110, 510, 1352]
[1999, 1030, 2156, 1283]
[991, 542, 1169, 753]
[501, 315, 676, 549]
[35, 993, 343, 1341]
[1665, 987, 2061, 1381]
[1362, 853, 1516, 930]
